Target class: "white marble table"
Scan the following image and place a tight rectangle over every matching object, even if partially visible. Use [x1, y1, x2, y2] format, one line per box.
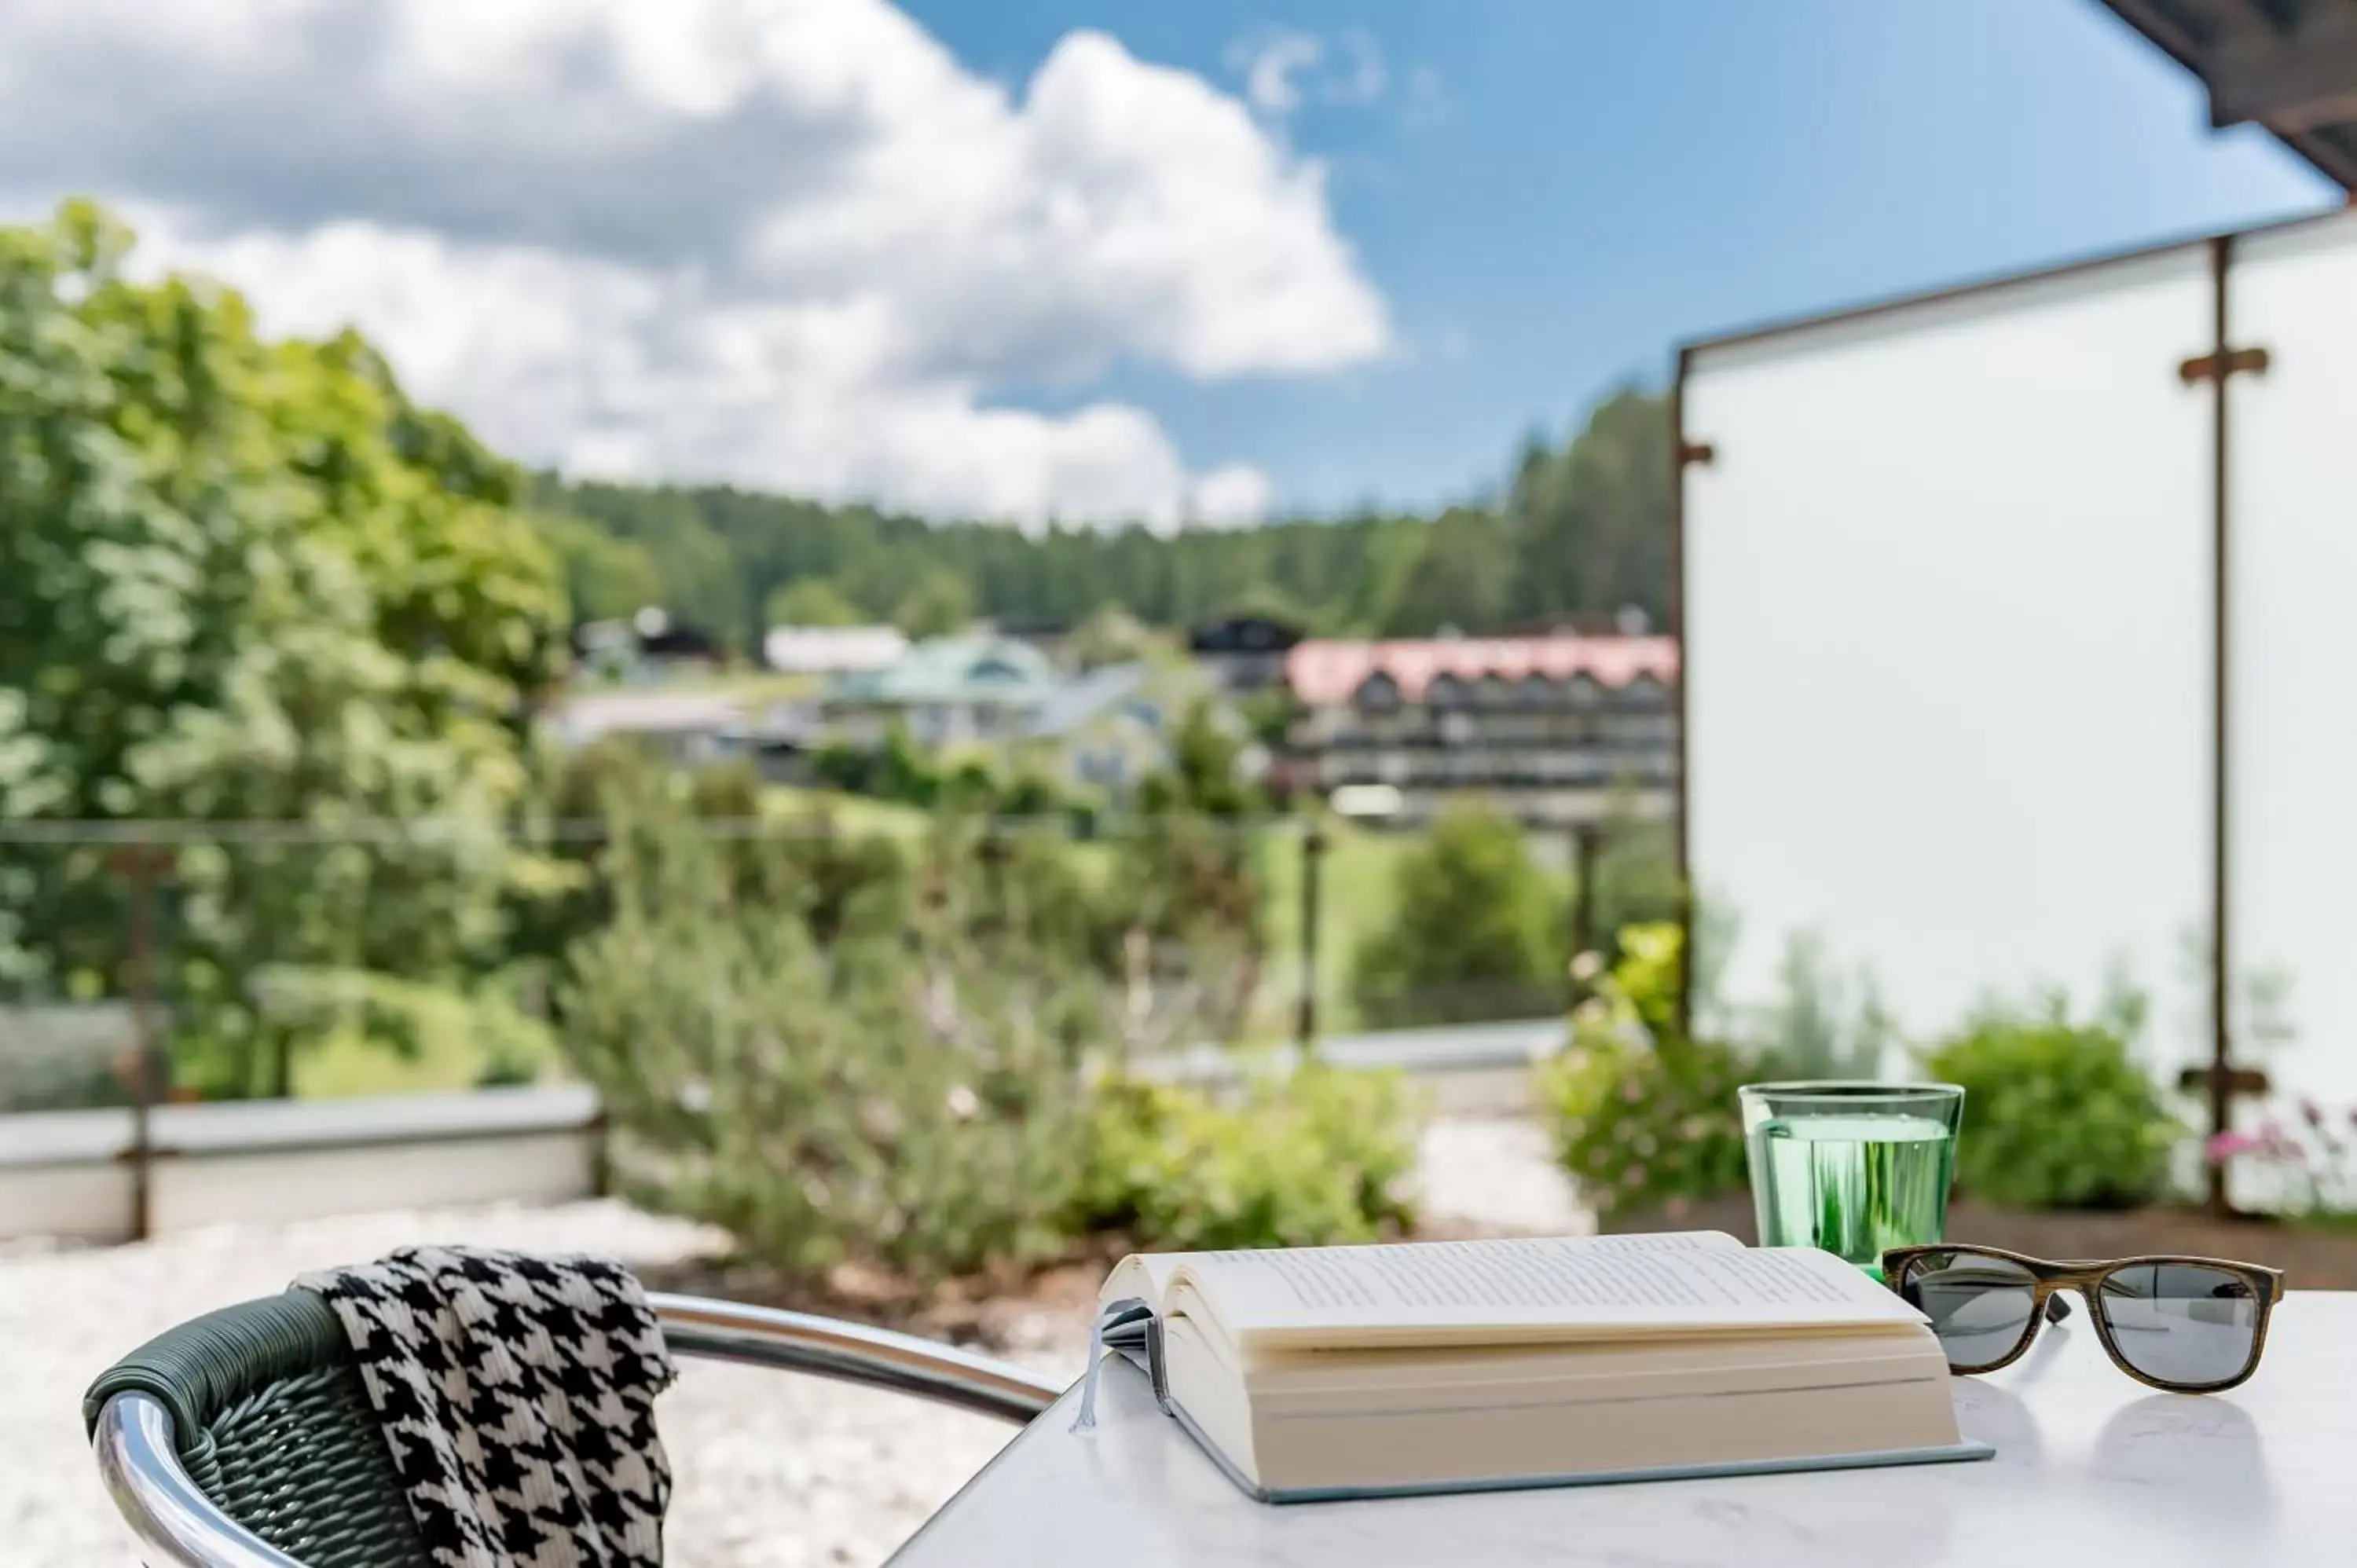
[889, 1291, 2355, 1566]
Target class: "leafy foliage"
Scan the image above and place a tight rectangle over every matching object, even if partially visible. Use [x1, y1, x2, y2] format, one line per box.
[529, 386, 1671, 650]
[1750, 931, 1896, 1079]
[892, 566, 973, 639]
[1350, 807, 1562, 1027]
[1080, 1067, 1420, 1251]
[765, 575, 864, 628]
[0, 1004, 146, 1112]
[1097, 701, 1271, 1040]
[559, 771, 1406, 1282]
[1503, 387, 1670, 627]
[807, 727, 1083, 821]
[540, 512, 662, 625]
[2208, 1100, 2357, 1220]
[1541, 1036, 1758, 1222]
[560, 779, 1112, 1284]
[0, 200, 566, 1095]
[1539, 924, 1760, 1220]
[1923, 1005, 2182, 1211]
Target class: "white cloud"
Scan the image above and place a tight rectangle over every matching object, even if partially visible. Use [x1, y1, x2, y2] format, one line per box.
[1229, 27, 1327, 118]
[1226, 25, 1395, 122]
[1333, 30, 1391, 108]
[1188, 465, 1277, 528]
[0, 0, 1392, 528]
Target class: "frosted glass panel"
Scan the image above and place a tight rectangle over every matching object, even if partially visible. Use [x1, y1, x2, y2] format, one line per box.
[1685, 247, 2214, 1075]
[2227, 214, 2357, 1112]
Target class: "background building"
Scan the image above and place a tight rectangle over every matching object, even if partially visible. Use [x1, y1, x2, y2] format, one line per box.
[762, 625, 909, 676]
[1187, 614, 1306, 694]
[1284, 633, 1678, 826]
[821, 636, 1063, 749]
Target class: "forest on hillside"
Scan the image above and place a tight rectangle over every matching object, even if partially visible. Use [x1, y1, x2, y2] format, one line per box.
[531, 387, 1670, 650]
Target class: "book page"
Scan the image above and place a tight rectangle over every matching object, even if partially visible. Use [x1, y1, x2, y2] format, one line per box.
[1101, 1230, 1739, 1311]
[1100, 1251, 1186, 1310]
[1174, 1236, 1922, 1345]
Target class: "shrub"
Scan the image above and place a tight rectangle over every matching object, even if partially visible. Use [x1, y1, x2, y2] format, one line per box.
[560, 787, 1112, 1285]
[1540, 1035, 1758, 1222]
[1922, 1011, 2181, 1210]
[1742, 930, 1896, 1079]
[1351, 807, 1560, 1027]
[0, 1006, 144, 1112]
[2208, 1101, 2357, 1218]
[1082, 1064, 1421, 1251]
[1097, 811, 1268, 1045]
[1538, 923, 1758, 1220]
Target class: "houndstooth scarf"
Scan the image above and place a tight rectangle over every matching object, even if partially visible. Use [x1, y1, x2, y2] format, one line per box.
[296, 1247, 677, 1568]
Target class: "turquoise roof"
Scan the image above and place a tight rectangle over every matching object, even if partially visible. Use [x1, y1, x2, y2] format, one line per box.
[828, 636, 1059, 706]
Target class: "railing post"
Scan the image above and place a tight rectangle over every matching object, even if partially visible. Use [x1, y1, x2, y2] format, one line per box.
[108, 844, 165, 1244]
[1296, 823, 1325, 1056]
[1568, 823, 1602, 1008]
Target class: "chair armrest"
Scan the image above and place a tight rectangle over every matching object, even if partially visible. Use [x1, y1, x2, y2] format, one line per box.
[93, 1391, 306, 1568]
[91, 1296, 1065, 1568]
[651, 1293, 1067, 1424]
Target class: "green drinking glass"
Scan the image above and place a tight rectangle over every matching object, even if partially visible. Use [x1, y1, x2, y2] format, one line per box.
[1738, 1082, 1964, 1277]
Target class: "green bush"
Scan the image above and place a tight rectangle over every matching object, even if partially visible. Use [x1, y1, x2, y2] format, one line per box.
[0, 1007, 142, 1112]
[1539, 1034, 1757, 1221]
[559, 775, 1391, 1284]
[1923, 1012, 2181, 1210]
[560, 786, 1112, 1286]
[1081, 1064, 1421, 1251]
[1351, 807, 1561, 1027]
[1538, 923, 1758, 1220]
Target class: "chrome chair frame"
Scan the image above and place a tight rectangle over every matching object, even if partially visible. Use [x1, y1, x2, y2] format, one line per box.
[90, 1292, 1068, 1568]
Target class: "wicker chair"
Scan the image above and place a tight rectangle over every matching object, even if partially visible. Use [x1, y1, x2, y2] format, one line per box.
[84, 1287, 1066, 1568]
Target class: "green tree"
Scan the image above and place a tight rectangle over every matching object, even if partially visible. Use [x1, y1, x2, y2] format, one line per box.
[1065, 603, 1155, 669]
[1507, 387, 1671, 626]
[1376, 506, 1517, 636]
[523, 384, 1673, 645]
[0, 199, 567, 1096]
[540, 513, 662, 624]
[1350, 808, 1562, 1027]
[764, 575, 865, 628]
[893, 566, 974, 639]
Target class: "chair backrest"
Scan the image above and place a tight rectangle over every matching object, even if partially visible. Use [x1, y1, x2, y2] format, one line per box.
[83, 1290, 431, 1568]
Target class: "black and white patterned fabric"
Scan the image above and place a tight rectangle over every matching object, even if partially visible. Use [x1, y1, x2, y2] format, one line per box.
[295, 1247, 677, 1568]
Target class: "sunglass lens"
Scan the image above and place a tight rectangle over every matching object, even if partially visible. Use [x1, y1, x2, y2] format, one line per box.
[2095, 1264, 2263, 1387]
[1895, 1251, 2039, 1370]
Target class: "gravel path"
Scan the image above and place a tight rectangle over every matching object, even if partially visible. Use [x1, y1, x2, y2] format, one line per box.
[1, 1115, 1578, 1568]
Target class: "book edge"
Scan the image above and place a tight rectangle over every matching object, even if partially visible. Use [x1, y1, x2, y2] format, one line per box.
[1133, 1354, 1993, 1506]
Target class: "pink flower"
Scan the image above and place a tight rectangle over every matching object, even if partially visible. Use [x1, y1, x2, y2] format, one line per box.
[2206, 1130, 2262, 1164]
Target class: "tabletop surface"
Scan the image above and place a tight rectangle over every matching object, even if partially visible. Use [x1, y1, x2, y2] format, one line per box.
[887, 1290, 2355, 1567]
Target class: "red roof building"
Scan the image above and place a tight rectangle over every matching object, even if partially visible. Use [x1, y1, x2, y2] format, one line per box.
[1281, 634, 1679, 827]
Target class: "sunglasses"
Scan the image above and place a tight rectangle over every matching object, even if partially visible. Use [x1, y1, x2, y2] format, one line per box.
[1881, 1244, 2285, 1393]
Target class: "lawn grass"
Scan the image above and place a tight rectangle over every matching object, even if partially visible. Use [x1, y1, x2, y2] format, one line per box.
[1250, 819, 1418, 1039]
[639, 669, 823, 704]
[291, 1023, 561, 1099]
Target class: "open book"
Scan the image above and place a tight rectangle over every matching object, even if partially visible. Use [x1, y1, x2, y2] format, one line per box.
[1085, 1230, 1989, 1503]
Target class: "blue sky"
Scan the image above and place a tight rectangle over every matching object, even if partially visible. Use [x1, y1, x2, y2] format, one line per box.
[5, 0, 2330, 527]
[906, 0, 2334, 513]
